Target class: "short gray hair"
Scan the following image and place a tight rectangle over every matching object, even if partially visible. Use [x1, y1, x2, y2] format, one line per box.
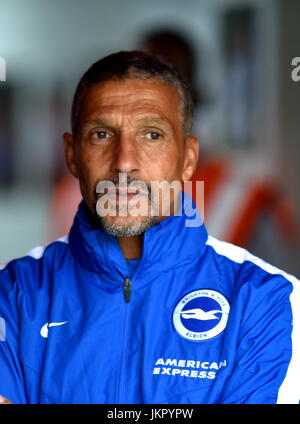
[71, 50, 194, 140]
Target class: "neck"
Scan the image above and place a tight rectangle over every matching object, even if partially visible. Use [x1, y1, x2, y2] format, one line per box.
[117, 235, 144, 260]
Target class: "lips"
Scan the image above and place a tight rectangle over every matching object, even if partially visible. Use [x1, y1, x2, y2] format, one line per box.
[107, 186, 149, 197]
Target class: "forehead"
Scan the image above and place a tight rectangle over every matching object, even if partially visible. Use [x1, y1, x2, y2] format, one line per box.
[80, 78, 183, 128]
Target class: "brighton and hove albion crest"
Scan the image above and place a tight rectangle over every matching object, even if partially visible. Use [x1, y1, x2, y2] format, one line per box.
[173, 289, 230, 342]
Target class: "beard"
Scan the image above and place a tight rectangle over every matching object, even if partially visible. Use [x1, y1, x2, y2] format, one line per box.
[94, 174, 160, 237]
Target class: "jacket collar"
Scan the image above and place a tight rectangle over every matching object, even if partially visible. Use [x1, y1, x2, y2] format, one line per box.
[69, 192, 208, 284]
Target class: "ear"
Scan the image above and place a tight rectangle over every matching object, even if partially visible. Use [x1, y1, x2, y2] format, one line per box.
[181, 136, 199, 181]
[63, 132, 79, 179]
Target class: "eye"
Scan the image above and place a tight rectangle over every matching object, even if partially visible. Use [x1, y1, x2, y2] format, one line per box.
[92, 130, 111, 139]
[145, 131, 162, 140]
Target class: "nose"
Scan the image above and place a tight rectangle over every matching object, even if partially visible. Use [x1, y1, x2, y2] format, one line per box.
[111, 132, 139, 175]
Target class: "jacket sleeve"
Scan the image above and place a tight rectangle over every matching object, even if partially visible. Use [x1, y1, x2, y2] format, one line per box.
[219, 270, 297, 404]
[0, 264, 28, 404]
[277, 274, 300, 404]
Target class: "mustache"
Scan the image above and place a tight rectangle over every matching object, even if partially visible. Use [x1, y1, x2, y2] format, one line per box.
[95, 174, 152, 197]
[112, 175, 150, 190]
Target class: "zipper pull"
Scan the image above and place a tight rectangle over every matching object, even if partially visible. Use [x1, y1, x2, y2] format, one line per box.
[123, 278, 131, 303]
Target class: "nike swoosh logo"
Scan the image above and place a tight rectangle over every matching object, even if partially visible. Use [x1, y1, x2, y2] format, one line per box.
[40, 321, 68, 338]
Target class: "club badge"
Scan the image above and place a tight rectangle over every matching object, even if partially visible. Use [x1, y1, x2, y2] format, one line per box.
[173, 289, 230, 342]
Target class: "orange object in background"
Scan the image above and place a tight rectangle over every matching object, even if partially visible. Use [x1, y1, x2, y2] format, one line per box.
[46, 173, 82, 242]
[189, 156, 299, 249]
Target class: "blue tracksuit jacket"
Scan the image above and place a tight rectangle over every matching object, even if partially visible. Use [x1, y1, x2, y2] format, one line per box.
[0, 197, 299, 404]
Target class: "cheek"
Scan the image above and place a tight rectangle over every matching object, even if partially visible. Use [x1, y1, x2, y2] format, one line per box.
[145, 147, 183, 180]
[156, 157, 183, 182]
[77, 148, 104, 179]
[75, 155, 98, 197]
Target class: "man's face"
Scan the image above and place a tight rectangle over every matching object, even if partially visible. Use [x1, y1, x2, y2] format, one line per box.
[64, 77, 198, 236]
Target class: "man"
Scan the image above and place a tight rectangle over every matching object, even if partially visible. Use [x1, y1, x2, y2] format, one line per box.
[0, 51, 299, 404]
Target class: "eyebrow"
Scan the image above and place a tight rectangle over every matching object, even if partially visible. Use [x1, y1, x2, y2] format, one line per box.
[82, 118, 114, 130]
[82, 115, 173, 132]
[134, 116, 171, 129]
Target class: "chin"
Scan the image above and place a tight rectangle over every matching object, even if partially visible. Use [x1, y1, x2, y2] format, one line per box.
[98, 214, 159, 237]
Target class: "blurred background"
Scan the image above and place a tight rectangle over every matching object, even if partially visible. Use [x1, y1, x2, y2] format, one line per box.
[0, 0, 299, 275]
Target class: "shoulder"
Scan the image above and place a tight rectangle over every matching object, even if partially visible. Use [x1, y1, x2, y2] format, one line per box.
[204, 235, 299, 331]
[0, 235, 70, 290]
[205, 234, 299, 287]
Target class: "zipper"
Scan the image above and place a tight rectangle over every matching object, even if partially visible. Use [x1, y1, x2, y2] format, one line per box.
[123, 278, 131, 303]
[117, 277, 132, 403]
